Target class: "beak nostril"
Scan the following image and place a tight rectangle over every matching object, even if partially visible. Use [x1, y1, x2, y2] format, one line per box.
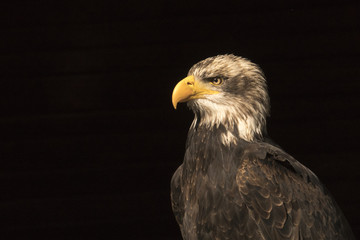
[186, 81, 193, 85]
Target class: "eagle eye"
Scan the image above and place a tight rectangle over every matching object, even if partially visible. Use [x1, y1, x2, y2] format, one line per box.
[209, 77, 224, 86]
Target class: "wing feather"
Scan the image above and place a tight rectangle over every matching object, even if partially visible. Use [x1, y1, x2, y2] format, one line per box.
[170, 165, 184, 227]
[236, 142, 355, 240]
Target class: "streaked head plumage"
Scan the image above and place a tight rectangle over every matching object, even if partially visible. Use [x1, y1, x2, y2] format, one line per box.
[173, 54, 270, 144]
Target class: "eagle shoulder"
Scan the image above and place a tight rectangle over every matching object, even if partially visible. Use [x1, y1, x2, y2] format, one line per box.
[235, 142, 355, 240]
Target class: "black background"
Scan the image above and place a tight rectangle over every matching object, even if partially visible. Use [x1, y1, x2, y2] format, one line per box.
[1, 1, 360, 239]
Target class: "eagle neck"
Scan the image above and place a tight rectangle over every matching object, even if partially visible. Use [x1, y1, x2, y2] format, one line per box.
[189, 108, 266, 145]
[184, 121, 250, 179]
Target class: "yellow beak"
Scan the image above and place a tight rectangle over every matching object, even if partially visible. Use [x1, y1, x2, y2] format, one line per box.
[172, 75, 219, 109]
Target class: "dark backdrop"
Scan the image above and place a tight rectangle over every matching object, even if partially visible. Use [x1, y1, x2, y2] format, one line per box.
[1, 1, 360, 239]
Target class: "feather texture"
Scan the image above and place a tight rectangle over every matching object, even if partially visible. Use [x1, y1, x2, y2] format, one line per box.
[171, 135, 355, 239]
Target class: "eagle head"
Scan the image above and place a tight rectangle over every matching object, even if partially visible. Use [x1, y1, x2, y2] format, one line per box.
[172, 54, 270, 144]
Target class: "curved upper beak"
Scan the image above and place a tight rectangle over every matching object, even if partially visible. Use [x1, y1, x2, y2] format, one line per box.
[172, 76, 195, 109]
[171, 75, 219, 109]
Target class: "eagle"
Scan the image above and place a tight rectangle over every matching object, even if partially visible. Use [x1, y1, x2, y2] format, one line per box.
[170, 54, 355, 240]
